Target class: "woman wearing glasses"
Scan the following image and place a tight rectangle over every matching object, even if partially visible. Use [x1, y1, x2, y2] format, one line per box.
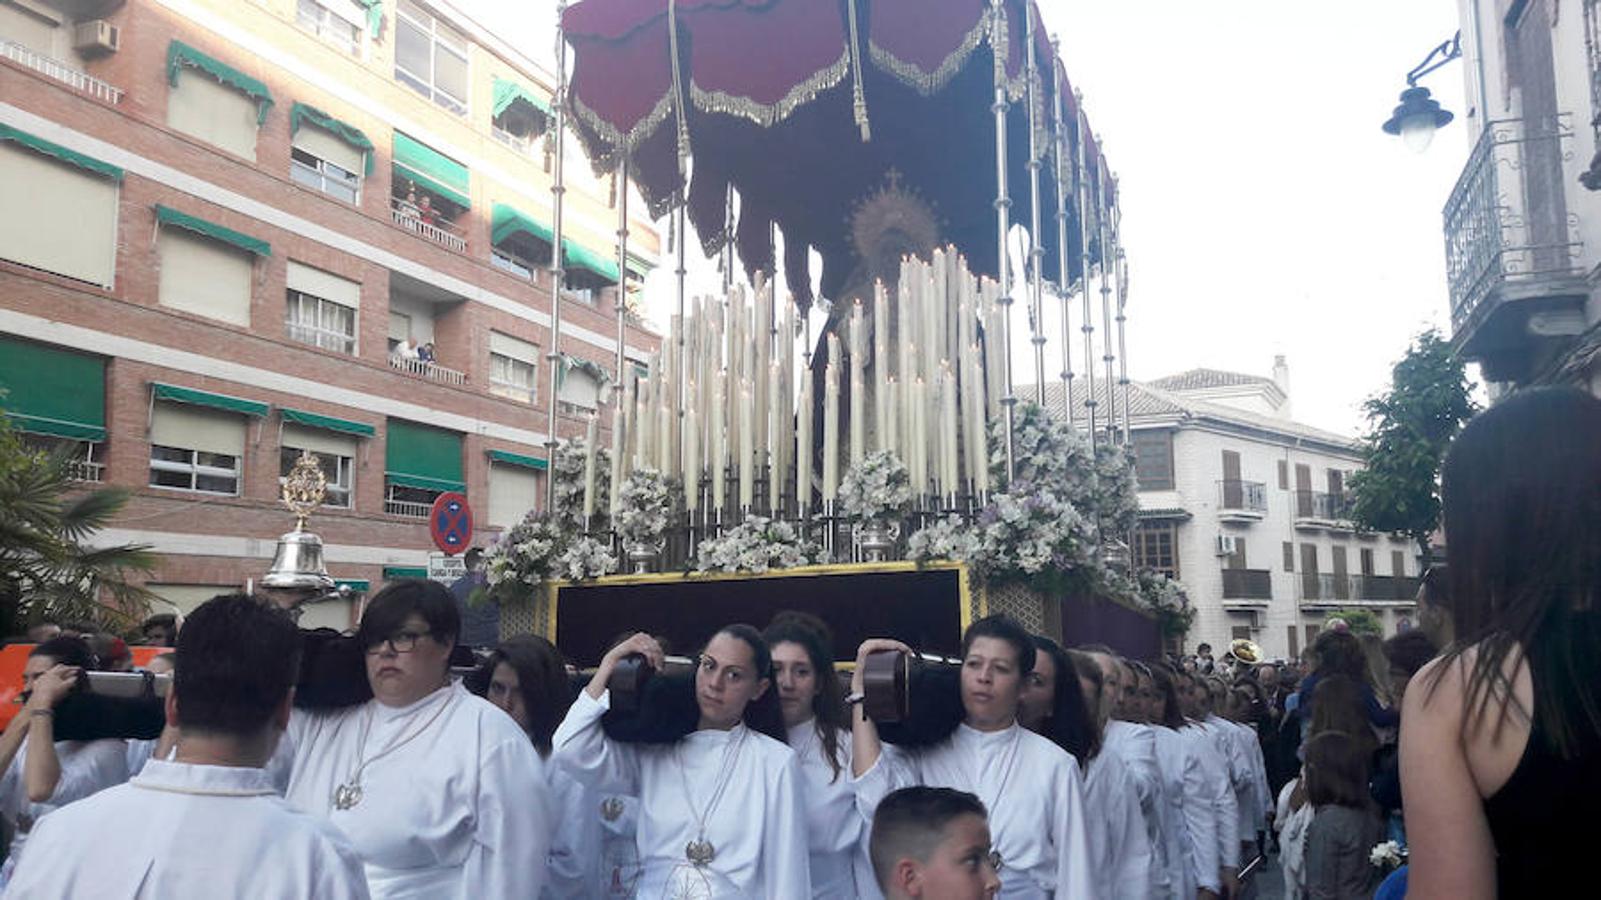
[277, 579, 552, 898]
[552, 624, 811, 899]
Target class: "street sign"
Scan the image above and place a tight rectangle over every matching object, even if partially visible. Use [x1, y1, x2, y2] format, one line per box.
[427, 552, 467, 584]
[429, 492, 473, 555]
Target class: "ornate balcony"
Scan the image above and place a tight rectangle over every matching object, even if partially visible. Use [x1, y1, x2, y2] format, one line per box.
[1292, 490, 1353, 530]
[1297, 573, 1421, 604]
[1442, 115, 1587, 383]
[388, 354, 467, 386]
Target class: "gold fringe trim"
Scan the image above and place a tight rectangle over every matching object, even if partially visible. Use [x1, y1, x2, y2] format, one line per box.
[866, 13, 990, 96]
[688, 47, 852, 128]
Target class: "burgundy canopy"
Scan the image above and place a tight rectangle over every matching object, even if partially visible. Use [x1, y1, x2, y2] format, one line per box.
[561, 0, 1111, 304]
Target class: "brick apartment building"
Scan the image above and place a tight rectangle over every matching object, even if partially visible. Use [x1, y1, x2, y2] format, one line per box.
[0, 0, 660, 629]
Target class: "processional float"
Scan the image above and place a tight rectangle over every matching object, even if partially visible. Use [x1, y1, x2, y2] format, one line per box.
[492, 0, 1167, 660]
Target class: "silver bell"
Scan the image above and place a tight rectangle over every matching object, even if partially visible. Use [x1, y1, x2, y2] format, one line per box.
[262, 529, 335, 591]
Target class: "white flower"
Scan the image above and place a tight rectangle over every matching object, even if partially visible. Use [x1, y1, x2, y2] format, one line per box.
[838, 451, 914, 523]
[695, 517, 819, 574]
[1368, 841, 1405, 868]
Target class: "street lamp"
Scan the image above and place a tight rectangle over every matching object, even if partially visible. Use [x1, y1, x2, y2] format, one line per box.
[1381, 31, 1462, 153]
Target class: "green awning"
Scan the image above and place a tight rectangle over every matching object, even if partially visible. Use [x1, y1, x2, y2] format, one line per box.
[488, 449, 548, 471]
[492, 76, 553, 119]
[335, 578, 370, 593]
[167, 40, 274, 125]
[625, 252, 653, 278]
[564, 239, 620, 284]
[0, 337, 106, 441]
[386, 418, 464, 492]
[290, 103, 375, 176]
[154, 205, 271, 257]
[491, 202, 553, 248]
[382, 566, 428, 580]
[152, 382, 269, 418]
[0, 124, 122, 181]
[356, 0, 383, 38]
[393, 132, 470, 209]
[282, 408, 376, 438]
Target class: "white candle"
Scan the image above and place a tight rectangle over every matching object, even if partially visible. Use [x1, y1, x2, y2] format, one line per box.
[712, 370, 727, 511]
[684, 390, 700, 512]
[941, 363, 959, 499]
[609, 391, 626, 519]
[768, 360, 783, 511]
[797, 362, 813, 511]
[823, 361, 840, 503]
[656, 403, 671, 477]
[885, 377, 899, 458]
[910, 377, 927, 496]
[583, 412, 599, 521]
[739, 382, 755, 509]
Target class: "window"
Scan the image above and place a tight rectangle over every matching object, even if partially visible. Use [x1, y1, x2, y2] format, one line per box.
[489, 331, 538, 403]
[285, 262, 359, 355]
[167, 65, 261, 161]
[1231, 626, 1253, 641]
[1130, 430, 1174, 491]
[395, 0, 468, 115]
[295, 0, 361, 55]
[1226, 537, 1248, 570]
[388, 311, 412, 354]
[557, 364, 601, 415]
[0, 140, 119, 288]
[158, 228, 253, 326]
[1391, 550, 1406, 577]
[291, 147, 360, 204]
[1360, 548, 1375, 576]
[385, 418, 463, 518]
[491, 249, 536, 280]
[1132, 523, 1178, 577]
[1282, 541, 1295, 572]
[488, 462, 541, 527]
[20, 434, 106, 482]
[1277, 459, 1288, 490]
[280, 421, 357, 508]
[148, 402, 247, 495]
[0, 2, 60, 57]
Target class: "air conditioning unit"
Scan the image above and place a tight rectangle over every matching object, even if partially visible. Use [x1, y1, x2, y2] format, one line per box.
[73, 20, 120, 55]
[1215, 535, 1240, 557]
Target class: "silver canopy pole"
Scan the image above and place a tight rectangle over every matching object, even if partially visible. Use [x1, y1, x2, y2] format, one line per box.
[1098, 157, 1116, 445]
[614, 158, 629, 382]
[1050, 38, 1074, 424]
[1074, 95, 1099, 457]
[1023, 3, 1046, 405]
[989, 0, 1016, 483]
[545, 2, 570, 513]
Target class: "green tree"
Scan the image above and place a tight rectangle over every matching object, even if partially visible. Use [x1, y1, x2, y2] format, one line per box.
[1347, 329, 1478, 558]
[0, 413, 156, 632]
[1326, 608, 1383, 637]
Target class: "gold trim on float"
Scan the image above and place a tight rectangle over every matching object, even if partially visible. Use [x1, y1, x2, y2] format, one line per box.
[866, 13, 991, 97]
[688, 47, 852, 129]
[543, 560, 980, 640]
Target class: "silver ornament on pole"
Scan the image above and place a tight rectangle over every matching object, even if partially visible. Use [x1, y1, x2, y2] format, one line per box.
[262, 450, 335, 592]
[1098, 159, 1117, 445]
[1074, 95, 1099, 457]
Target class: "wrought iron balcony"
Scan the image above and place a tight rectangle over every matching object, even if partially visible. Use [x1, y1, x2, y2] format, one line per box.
[1292, 490, 1352, 528]
[1217, 479, 1267, 522]
[1442, 115, 1587, 381]
[1221, 568, 1273, 600]
[0, 39, 123, 104]
[1297, 573, 1422, 603]
[384, 498, 432, 519]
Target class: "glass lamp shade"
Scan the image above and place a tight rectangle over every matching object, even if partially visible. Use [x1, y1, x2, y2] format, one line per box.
[1400, 113, 1439, 153]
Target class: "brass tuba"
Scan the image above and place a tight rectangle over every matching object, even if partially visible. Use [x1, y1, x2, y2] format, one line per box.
[1228, 638, 1263, 666]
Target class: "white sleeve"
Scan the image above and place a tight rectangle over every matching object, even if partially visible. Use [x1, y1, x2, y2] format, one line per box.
[1181, 738, 1221, 893]
[849, 742, 919, 824]
[551, 690, 641, 793]
[1052, 755, 1095, 900]
[544, 770, 595, 898]
[461, 737, 552, 900]
[1105, 757, 1153, 900]
[47, 740, 127, 805]
[1213, 740, 1240, 868]
[311, 833, 374, 900]
[761, 753, 813, 900]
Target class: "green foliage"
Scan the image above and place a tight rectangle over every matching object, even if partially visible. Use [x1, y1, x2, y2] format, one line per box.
[0, 412, 156, 631]
[1326, 608, 1383, 637]
[1347, 329, 1477, 555]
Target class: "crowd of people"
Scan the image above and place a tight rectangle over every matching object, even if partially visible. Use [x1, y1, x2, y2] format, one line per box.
[0, 385, 1590, 900]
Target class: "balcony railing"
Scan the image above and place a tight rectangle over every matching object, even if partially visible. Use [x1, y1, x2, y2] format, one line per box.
[1298, 573, 1423, 602]
[65, 459, 105, 483]
[1293, 490, 1352, 523]
[1217, 480, 1267, 513]
[388, 354, 467, 386]
[0, 39, 123, 104]
[1221, 568, 1273, 600]
[384, 498, 432, 519]
[391, 199, 467, 252]
[1442, 115, 1583, 332]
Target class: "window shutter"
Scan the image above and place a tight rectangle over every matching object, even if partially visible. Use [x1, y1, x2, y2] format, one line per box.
[150, 403, 246, 457]
[1282, 541, 1294, 572]
[0, 141, 118, 288]
[158, 229, 253, 326]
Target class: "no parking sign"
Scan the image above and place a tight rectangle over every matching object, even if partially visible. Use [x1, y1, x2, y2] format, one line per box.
[429, 492, 474, 555]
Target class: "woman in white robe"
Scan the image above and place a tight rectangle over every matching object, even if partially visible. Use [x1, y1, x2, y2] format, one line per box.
[466, 634, 600, 900]
[276, 580, 552, 899]
[764, 613, 877, 899]
[0, 636, 127, 883]
[1147, 665, 1204, 900]
[553, 625, 811, 899]
[851, 617, 1093, 899]
[1177, 670, 1236, 898]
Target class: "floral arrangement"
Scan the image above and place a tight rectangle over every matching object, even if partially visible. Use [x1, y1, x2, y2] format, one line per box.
[550, 437, 610, 527]
[694, 517, 819, 574]
[477, 510, 617, 603]
[615, 468, 674, 549]
[990, 402, 1095, 502]
[1135, 569, 1194, 639]
[556, 534, 619, 582]
[1369, 840, 1407, 871]
[906, 514, 983, 564]
[1093, 442, 1140, 536]
[909, 481, 1096, 591]
[838, 450, 913, 524]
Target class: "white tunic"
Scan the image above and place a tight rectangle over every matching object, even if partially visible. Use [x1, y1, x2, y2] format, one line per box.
[2, 758, 370, 900]
[546, 765, 603, 899]
[553, 690, 812, 900]
[1183, 720, 1235, 879]
[0, 738, 127, 873]
[1102, 720, 1163, 869]
[787, 721, 875, 899]
[1150, 726, 1200, 900]
[1203, 715, 1252, 854]
[595, 792, 643, 897]
[282, 682, 552, 899]
[855, 723, 1094, 899]
[1081, 749, 1153, 900]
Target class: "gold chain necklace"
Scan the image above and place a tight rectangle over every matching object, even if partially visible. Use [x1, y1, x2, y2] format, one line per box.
[675, 726, 747, 867]
[333, 687, 455, 811]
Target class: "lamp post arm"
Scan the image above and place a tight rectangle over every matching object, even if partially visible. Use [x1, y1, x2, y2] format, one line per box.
[1406, 31, 1462, 87]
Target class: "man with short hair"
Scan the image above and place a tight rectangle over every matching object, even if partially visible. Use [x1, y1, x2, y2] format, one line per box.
[5, 594, 370, 899]
[870, 786, 1001, 900]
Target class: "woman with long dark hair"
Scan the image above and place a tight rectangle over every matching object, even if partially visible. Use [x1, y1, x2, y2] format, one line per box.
[553, 624, 809, 898]
[1403, 387, 1601, 898]
[762, 612, 872, 898]
[1018, 637, 1098, 767]
[466, 635, 597, 898]
[1148, 664, 1213, 900]
[851, 616, 1092, 898]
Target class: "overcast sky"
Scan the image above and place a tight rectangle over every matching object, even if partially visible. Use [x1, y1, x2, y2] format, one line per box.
[463, 1, 1471, 436]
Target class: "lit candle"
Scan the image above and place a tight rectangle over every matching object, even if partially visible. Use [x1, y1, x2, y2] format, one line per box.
[711, 370, 727, 511]
[797, 361, 813, 511]
[683, 389, 699, 512]
[823, 360, 840, 503]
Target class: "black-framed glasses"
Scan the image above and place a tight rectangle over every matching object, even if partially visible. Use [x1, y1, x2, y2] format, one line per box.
[365, 629, 432, 655]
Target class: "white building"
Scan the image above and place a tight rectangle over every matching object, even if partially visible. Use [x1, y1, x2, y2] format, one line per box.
[1042, 360, 1421, 661]
[1436, 0, 1601, 394]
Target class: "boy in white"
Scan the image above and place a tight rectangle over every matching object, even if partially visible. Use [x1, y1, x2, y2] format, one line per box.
[4, 594, 369, 900]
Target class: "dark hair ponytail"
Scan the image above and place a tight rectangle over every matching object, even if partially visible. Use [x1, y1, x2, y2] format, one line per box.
[764, 611, 848, 781]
